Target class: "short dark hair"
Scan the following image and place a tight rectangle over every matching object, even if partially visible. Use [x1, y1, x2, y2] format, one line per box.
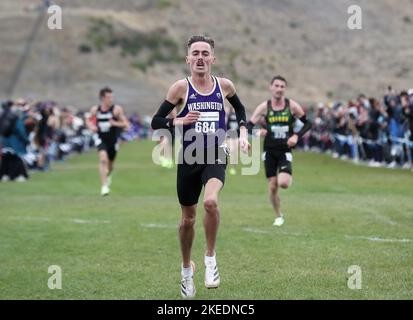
[99, 87, 113, 99]
[187, 35, 215, 50]
[270, 75, 287, 85]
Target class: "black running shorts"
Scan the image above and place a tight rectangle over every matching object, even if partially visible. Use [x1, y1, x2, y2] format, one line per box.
[96, 138, 119, 161]
[263, 149, 293, 178]
[176, 146, 227, 206]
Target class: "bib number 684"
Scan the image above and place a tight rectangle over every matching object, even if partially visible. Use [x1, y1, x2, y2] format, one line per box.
[195, 121, 216, 133]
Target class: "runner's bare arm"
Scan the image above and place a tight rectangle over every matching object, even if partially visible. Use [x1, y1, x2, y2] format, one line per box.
[111, 105, 130, 130]
[151, 80, 199, 129]
[290, 99, 311, 139]
[248, 102, 267, 127]
[289, 99, 305, 118]
[286, 99, 311, 148]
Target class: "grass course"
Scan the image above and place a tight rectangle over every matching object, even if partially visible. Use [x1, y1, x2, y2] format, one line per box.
[0, 140, 412, 299]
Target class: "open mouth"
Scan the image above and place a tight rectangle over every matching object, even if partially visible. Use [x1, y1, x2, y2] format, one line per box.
[196, 61, 205, 67]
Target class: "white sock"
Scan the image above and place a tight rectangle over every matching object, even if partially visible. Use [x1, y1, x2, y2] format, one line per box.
[205, 254, 216, 266]
[181, 265, 193, 278]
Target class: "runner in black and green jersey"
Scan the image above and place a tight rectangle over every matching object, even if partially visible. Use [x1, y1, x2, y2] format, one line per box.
[247, 76, 311, 226]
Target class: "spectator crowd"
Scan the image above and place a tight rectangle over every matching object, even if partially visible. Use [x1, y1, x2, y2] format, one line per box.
[1, 86, 412, 182]
[300, 87, 413, 170]
[0, 98, 151, 182]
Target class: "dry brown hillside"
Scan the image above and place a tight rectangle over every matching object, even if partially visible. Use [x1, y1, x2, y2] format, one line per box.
[0, 0, 412, 114]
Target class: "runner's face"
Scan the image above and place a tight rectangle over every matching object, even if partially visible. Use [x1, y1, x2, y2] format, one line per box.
[186, 42, 215, 75]
[270, 80, 286, 99]
[101, 93, 113, 106]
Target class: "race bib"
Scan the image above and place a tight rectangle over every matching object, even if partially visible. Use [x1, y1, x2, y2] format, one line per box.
[98, 121, 111, 133]
[195, 112, 219, 134]
[271, 125, 289, 139]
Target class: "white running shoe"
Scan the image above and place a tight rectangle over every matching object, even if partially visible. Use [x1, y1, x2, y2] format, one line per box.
[387, 161, 397, 169]
[101, 185, 110, 196]
[273, 216, 285, 226]
[204, 256, 220, 289]
[15, 175, 27, 182]
[402, 163, 411, 170]
[181, 261, 196, 299]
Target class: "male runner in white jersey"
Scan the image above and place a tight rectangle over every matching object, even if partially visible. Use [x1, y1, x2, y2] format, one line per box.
[87, 87, 129, 196]
[247, 76, 311, 226]
[152, 35, 250, 299]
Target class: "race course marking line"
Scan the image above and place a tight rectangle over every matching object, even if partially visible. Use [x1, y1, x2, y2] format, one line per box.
[243, 227, 305, 236]
[70, 218, 111, 224]
[9, 217, 111, 224]
[243, 227, 270, 234]
[140, 223, 176, 229]
[345, 235, 412, 243]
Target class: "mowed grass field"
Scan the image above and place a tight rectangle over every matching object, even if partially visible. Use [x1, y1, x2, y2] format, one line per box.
[0, 140, 412, 300]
